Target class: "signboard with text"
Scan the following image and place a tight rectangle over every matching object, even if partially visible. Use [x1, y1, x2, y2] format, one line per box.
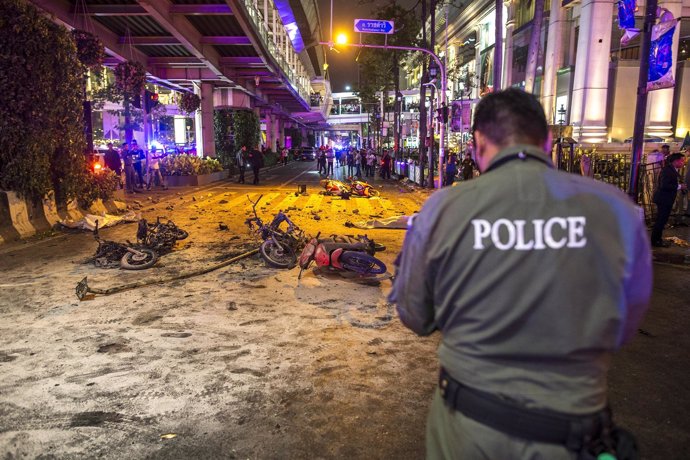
[354, 19, 394, 35]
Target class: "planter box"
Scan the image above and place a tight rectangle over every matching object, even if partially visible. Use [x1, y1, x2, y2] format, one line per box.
[164, 170, 229, 187]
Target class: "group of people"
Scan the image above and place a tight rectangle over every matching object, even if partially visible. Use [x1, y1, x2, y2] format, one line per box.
[315, 146, 393, 180]
[235, 145, 265, 185]
[102, 141, 166, 194]
[443, 152, 478, 186]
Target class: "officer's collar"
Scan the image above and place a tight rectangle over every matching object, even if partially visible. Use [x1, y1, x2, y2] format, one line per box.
[484, 144, 552, 173]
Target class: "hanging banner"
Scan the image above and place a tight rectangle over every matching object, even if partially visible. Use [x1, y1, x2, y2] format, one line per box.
[647, 18, 678, 91]
[617, 0, 639, 45]
[479, 47, 494, 97]
[450, 100, 472, 133]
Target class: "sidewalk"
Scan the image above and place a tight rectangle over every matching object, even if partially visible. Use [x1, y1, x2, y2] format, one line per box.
[652, 222, 690, 267]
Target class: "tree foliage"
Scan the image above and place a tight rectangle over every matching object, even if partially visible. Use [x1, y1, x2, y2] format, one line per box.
[233, 110, 261, 151]
[214, 109, 235, 169]
[0, 0, 91, 203]
[355, 1, 421, 105]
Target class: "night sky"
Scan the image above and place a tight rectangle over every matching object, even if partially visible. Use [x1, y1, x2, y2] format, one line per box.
[317, 0, 419, 92]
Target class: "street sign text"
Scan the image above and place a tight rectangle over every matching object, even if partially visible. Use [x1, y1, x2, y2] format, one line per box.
[354, 19, 394, 35]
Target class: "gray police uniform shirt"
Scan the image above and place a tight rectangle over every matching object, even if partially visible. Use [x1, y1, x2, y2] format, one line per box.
[389, 144, 652, 415]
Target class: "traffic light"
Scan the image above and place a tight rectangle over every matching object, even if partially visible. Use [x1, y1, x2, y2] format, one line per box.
[144, 90, 160, 113]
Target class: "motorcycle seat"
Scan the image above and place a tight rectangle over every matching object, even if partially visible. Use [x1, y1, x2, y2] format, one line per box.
[321, 241, 370, 253]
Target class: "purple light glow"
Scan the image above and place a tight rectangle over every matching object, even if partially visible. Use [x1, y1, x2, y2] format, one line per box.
[273, 0, 305, 53]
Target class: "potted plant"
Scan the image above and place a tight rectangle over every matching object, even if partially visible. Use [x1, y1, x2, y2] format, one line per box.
[178, 92, 201, 114]
[114, 61, 146, 95]
[71, 29, 104, 70]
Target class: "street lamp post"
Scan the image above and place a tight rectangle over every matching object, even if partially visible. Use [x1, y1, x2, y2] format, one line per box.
[320, 40, 447, 189]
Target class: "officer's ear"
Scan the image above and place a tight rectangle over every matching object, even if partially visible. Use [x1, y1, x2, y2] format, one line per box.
[543, 130, 553, 154]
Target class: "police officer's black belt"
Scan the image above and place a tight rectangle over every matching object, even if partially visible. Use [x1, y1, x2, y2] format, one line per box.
[439, 368, 609, 451]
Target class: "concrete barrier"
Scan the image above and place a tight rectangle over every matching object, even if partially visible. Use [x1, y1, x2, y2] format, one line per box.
[0, 191, 37, 243]
[26, 194, 62, 233]
[0, 190, 126, 246]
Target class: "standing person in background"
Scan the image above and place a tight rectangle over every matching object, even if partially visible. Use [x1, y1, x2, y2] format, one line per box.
[248, 147, 262, 185]
[130, 140, 145, 189]
[346, 149, 355, 177]
[380, 149, 392, 180]
[120, 143, 137, 194]
[280, 146, 289, 166]
[390, 88, 651, 459]
[652, 152, 687, 246]
[318, 147, 327, 175]
[355, 150, 363, 178]
[461, 152, 477, 181]
[366, 150, 376, 177]
[444, 154, 458, 187]
[146, 148, 166, 190]
[236, 145, 247, 184]
[104, 142, 122, 188]
[326, 147, 335, 176]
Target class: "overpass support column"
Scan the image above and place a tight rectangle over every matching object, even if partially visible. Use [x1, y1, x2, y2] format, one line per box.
[542, 0, 566, 124]
[301, 127, 307, 148]
[272, 114, 280, 151]
[197, 82, 215, 157]
[278, 118, 285, 150]
[569, 0, 614, 143]
[264, 114, 274, 153]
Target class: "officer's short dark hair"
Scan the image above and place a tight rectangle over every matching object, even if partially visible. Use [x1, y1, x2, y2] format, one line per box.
[472, 88, 548, 148]
[667, 153, 684, 163]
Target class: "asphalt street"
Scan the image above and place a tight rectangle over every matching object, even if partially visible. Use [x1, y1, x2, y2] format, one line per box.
[0, 159, 688, 458]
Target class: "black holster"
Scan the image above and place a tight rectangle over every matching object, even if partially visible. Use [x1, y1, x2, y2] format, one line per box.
[439, 368, 639, 460]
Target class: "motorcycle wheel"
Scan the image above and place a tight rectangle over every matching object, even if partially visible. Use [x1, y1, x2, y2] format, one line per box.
[367, 188, 380, 197]
[340, 251, 387, 275]
[260, 239, 297, 269]
[174, 229, 189, 240]
[120, 249, 158, 270]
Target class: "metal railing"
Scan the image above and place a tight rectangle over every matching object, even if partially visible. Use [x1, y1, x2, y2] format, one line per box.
[391, 149, 688, 225]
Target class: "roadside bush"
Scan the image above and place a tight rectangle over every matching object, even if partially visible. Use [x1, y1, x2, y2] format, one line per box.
[214, 109, 235, 170]
[160, 154, 223, 176]
[262, 150, 279, 167]
[77, 169, 119, 209]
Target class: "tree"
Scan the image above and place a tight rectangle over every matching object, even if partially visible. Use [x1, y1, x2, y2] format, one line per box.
[233, 110, 260, 150]
[214, 109, 235, 170]
[0, 0, 89, 204]
[524, 0, 545, 93]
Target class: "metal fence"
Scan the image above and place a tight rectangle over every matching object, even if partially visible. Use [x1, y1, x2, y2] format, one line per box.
[392, 150, 688, 225]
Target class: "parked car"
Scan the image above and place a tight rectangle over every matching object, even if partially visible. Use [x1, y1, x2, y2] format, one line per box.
[300, 147, 316, 161]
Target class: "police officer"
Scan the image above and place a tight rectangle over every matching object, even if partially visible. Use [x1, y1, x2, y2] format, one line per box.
[389, 89, 652, 459]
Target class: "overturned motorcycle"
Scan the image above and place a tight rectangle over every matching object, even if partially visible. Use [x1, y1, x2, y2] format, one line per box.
[298, 233, 388, 280]
[245, 194, 306, 268]
[84, 218, 188, 270]
[319, 177, 380, 198]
